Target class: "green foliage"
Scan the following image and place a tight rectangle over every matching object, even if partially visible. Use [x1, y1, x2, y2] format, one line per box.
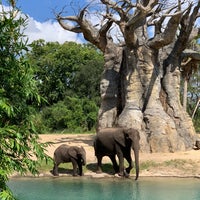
[28, 40, 104, 105]
[140, 160, 159, 171]
[0, 4, 50, 200]
[36, 96, 98, 133]
[183, 68, 200, 133]
[187, 69, 200, 133]
[27, 40, 104, 132]
[164, 159, 186, 168]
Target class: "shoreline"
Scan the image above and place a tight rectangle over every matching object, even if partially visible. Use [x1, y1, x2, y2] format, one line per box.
[11, 134, 200, 179]
[10, 172, 200, 179]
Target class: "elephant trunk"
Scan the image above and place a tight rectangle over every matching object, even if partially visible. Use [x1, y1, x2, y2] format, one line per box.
[134, 148, 139, 180]
[81, 147, 86, 166]
[82, 156, 86, 166]
[132, 143, 139, 180]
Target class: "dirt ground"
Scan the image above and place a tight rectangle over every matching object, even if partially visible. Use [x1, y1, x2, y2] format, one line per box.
[38, 134, 200, 178]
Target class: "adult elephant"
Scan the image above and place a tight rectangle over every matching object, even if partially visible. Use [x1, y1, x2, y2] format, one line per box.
[94, 128, 140, 180]
[52, 144, 86, 176]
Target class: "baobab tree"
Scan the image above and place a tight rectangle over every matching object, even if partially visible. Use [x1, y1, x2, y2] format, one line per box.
[57, 0, 200, 152]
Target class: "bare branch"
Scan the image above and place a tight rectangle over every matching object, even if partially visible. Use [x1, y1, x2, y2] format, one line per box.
[101, 0, 135, 19]
[182, 49, 200, 61]
[126, 0, 158, 29]
[56, 4, 115, 52]
[100, 0, 136, 24]
[148, 4, 178, 35]
[172, 0, 200, 55]
[148, 7, 184, 49]
[56, 15, 82, 33]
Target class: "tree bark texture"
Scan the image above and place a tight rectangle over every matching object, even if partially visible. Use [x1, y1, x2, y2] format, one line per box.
[57, 0, 200, 152]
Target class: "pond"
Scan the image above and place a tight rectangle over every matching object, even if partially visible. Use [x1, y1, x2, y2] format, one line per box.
[8, 177, 200, 200]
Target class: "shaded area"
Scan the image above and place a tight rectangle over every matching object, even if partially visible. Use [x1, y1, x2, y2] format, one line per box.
[50, 134, 95, 147]
[86, 163, 115, 175]
[50, 167, 75, 176]
[49, 163, 115, 176]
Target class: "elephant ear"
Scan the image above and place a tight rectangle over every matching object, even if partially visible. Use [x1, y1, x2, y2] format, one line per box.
[80, 146, 86, 154]
[114, 130, 126, 147]
[68, 147, 78, 159]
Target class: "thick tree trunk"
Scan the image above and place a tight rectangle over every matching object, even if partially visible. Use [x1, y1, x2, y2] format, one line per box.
[97, 41, 123, 129]
[117, 47, 149, 152]
[161, 66, 197, 151]
[183, 77, 188, 111]
[97, 43, 197, 153]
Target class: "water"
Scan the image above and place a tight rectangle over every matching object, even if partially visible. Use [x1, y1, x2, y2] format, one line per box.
[8, 177, 200, 200]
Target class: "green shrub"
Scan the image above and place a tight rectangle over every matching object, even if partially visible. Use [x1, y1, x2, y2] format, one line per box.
[36, 96, 98, 133]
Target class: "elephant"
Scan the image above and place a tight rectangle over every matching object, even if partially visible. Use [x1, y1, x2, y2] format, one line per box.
[52, 144, 86, 176]
[94, 127, 140, 180]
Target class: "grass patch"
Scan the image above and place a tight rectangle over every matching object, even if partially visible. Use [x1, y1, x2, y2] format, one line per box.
[37, 159, 89, 174]
[37, 158, 198, 176]
[37, 159, 54, 172]
[163, 159, 198, 171]
[163, 159, 186, 168]
[140, 160, 159, 171]
[139, 159, 196, 171]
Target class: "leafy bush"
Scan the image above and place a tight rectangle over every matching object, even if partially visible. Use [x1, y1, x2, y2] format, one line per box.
[35, 96, 98, 133]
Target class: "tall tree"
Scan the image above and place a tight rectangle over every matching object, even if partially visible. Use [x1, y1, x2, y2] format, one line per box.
[28, 41, 103, 105]
[57, 0, 200, 152]
[0, 2, 49, 199]
[27, 41, 103, 132]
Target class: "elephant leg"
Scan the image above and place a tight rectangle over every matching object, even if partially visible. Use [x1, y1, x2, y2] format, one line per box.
[78, 162, 83, 176]
[109, 155, 119, 174]
[52, 162, 59, 176]
[117, 152, 124, 176]
[71, 158, 78, 176]
[124, 153, 133, 177]
[96, 155, 103, 173]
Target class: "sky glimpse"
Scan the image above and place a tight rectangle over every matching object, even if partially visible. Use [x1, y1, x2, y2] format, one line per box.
[1, 0, 87, 44]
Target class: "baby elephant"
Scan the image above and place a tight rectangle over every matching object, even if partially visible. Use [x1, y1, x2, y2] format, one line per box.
[52, 144, 86, 176]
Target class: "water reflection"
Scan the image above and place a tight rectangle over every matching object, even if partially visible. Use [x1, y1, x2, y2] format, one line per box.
[8, 177, 200, 200]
